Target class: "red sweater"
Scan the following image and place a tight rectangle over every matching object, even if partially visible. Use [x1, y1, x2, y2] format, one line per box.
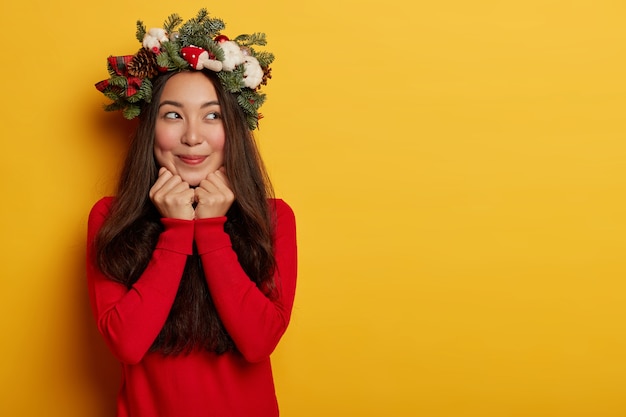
[86, 197, 297, 417]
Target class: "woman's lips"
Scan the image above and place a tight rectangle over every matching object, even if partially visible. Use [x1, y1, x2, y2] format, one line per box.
[178, 155, 208, 165]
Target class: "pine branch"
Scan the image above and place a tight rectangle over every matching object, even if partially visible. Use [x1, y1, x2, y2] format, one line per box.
[127, 81, 151, 103]
[123, 105, 141, 119]
[194, 8, 209, 23]
[156, 52, 172, 69]
[246, 114, 258, 130]
[253, 51, 275, 68]
[136, 20, 146, 43]
[203, 18, 225, 35]
[234, 33, 267, 47]
[127, 93, 142, 103]
[239, 89, 266, 112]
[237, 92, 255, 114]
[104, 101, 126, 112]
[217, 68, 245, 93]
[205, 40, 225, 61]
[139, 79, 153, 103]
[163, 13, 182, 33]
[254, 92, 267, 108]
[161, 42, 188, 70]
[103, 89, 122, 102]
[179, 27, 211, 49]
[176, 9, 226, 47]
[109, 75, 128, 89]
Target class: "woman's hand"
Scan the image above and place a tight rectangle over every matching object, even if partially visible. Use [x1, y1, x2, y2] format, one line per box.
[194, 168, 235, 219]
[149, 167, 195, 220]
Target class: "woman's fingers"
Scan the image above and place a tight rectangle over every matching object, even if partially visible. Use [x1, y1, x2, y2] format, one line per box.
[149, 168, 195, 220]
[149, 167, 173, 199]
[194, 170, 235, 219]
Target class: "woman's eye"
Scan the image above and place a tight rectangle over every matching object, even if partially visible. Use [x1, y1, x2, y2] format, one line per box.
[164, 112, 180, 119]
[206, 112, 221, 120]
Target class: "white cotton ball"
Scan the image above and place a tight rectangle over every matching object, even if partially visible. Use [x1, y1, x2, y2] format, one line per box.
[148, 28, 168, 42]
[143, 36, 160, 52]
[142, 28, 169, 52]
[243, 56, 263, 89]
[219, 41, 245, 71]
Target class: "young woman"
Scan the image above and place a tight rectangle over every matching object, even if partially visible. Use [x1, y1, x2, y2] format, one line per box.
[88, 10, 297, 416]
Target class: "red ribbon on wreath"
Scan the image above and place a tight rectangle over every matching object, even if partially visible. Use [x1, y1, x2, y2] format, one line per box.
[95, 55, 143, 97]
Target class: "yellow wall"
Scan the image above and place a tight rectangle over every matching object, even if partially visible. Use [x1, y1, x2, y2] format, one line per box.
[1, 0, 625, 416]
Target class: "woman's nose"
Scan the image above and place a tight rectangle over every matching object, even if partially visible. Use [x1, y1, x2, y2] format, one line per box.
[181, 121, 204, 146]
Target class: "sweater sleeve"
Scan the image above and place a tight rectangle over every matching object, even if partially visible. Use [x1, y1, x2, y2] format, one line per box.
[86, 197, 194, 365]
[194, 199, 298, 363]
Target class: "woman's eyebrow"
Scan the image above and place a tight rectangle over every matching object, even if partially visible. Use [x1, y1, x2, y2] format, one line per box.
[159, 100, 182, 109]
[158, 100, 220, 109]
[201, 100, 220, 108]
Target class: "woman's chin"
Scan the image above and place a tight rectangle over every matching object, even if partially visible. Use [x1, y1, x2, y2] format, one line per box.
[171, 165, 216, 187]
[185, 178, 203, 187]
[177, 170, 208, 187]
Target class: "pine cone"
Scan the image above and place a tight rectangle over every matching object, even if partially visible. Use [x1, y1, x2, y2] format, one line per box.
[128, 48, 159, 79]
[260, 67, 272, 88]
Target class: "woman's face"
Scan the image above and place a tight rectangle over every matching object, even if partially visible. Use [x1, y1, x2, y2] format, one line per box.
[154, 71, 226, 187]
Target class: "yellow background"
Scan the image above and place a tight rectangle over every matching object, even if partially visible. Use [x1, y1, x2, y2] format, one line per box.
[1, 0, 625, 416]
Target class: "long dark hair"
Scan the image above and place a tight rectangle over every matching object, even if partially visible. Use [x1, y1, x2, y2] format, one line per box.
[94, 70, 276, 355]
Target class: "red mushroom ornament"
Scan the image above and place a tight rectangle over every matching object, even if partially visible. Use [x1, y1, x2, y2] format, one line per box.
[181, 46, 223, 72]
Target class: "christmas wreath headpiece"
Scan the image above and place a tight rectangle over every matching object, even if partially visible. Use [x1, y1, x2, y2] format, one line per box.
[95, 9, 274, 130]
